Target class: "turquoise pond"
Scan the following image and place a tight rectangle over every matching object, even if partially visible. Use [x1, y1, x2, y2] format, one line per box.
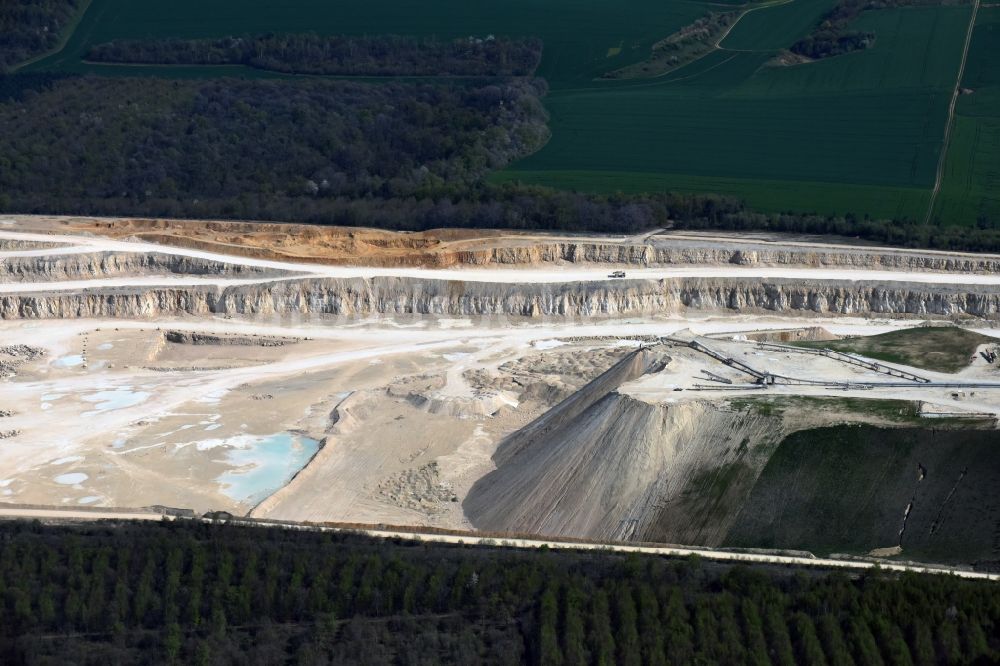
[216, 434, 320, 505]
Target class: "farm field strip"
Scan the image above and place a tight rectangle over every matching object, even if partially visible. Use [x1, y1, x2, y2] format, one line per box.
[491, 170, 931, 219]
[925, 0, 982, 224]
[932, 5, 1000, 225]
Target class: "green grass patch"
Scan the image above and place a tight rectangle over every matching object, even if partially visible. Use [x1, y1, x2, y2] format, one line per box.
[792, 326, 996, 373]
[728, 396, 924, 422]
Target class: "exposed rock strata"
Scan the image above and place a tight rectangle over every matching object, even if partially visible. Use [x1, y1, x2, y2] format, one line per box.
[450, 242, 1000, 274]
[0, 252, 291, 282]
[2, 277, 1000, 320]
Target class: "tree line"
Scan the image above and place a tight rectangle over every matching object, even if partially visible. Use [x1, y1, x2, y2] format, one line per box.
[789, 0, 962, 60]
[0, 0, 80, 73]
[85, 34, 543, 78]
[0, 520, 997, 665]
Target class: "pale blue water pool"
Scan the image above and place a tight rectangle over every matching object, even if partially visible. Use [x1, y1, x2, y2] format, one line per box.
[216, 434, 320, 505]
[53, 354, 84, 368]
[81, 387, 151, 415]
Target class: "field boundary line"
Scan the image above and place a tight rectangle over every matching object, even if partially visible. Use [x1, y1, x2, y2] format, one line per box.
[586, 0, 789, 89]
[924, 0, 980, 224]
[717, 0, 796, 50]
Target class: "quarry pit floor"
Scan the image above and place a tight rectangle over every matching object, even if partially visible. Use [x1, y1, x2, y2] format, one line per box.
[2, 217, 1000, 539]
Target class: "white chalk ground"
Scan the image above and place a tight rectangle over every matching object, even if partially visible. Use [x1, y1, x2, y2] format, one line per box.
[2, 227, 1000, 526]
[2, 313, 998, 520]
[6, 228, 1000, 286]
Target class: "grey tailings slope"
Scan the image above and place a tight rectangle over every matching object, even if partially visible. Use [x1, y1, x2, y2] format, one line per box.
[725, 424, 1000, 564]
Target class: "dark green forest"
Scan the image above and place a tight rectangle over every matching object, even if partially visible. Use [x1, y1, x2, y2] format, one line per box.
[85, 34, 543, 77]
[0, 75, 548, 208]
[0, 520, 998, 665]
[0, 0, 81, 73]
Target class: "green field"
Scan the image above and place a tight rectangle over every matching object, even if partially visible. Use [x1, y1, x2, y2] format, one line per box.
[505, 3, 972, 219]
[720, 0, 838, 51]
[933, 6, 1000, 226]
[491, 169, 930, 218]
[17, 0, 991, 223]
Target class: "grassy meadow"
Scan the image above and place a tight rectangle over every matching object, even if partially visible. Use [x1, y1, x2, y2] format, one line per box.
[793, 326, 996, 373]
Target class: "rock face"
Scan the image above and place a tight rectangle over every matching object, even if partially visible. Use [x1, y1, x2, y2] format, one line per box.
[447, 241, 1000, 274]
[3, 276, 1000, 320]
[0, 252, 291, 282]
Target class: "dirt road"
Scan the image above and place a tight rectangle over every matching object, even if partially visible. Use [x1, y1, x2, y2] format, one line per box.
[0, 504, 995, 581]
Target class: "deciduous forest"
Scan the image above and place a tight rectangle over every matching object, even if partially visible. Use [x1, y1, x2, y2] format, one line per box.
[0, 0, 81, 73]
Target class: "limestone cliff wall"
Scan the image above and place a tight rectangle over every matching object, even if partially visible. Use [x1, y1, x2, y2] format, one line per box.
[447, 242, 1000, 273]
[3, 276, 1000, 319]
[0, 252, 290, 282]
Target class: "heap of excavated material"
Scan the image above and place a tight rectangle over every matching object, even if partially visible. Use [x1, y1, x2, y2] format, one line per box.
[465, 383, 783, 542]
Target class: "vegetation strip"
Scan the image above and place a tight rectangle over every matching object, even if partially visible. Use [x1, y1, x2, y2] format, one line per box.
[84, 34, 543, 77]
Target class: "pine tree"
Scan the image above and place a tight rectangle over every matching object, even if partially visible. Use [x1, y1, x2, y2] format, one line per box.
[637, 585, 666, 666]
[740, 599, 770, 666]
[561, 584, 589, 666]
[537, 584, 562, 665]
[792, 611, 829, 666]
[587, 590, 616, 666]
[764, 603, 796, 666]
[817, 614, 854, 666]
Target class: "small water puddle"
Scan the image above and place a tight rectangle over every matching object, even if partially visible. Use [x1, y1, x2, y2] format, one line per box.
[54, 473, 88, 486]
[81, 387, 151, 415]
[52, 355, 84, 368]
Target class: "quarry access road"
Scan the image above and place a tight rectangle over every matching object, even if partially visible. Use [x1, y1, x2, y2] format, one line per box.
[4, 229, 1000, 287]
[659, 230, 1000, 261]
[0, 505, 996, 582]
